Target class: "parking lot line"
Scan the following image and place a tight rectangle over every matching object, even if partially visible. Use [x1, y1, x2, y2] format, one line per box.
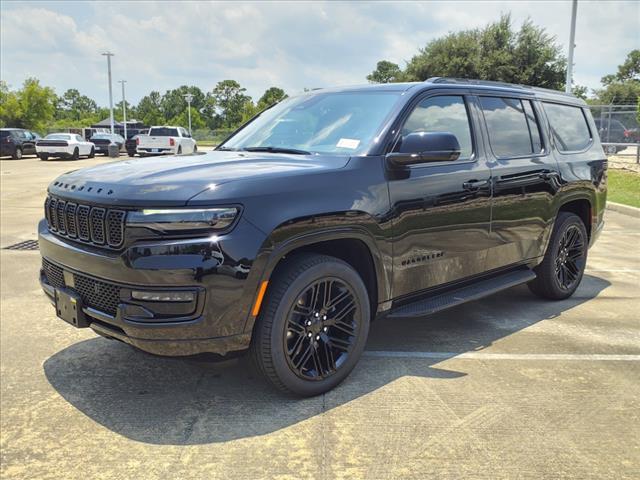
[363, 351, 640, 361]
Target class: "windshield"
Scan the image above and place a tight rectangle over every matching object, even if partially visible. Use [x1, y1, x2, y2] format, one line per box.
[92, 134, 113, 139]
[149, 128, 178, 136]
[45, 134, 71, 140]
[220, 91, 401, 155]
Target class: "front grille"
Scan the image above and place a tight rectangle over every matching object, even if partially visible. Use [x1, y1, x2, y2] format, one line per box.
[42, 259, 121, 316]
[45, 196, 126, 249]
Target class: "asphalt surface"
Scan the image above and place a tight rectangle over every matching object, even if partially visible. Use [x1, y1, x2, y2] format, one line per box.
[1, 156, 639, 479]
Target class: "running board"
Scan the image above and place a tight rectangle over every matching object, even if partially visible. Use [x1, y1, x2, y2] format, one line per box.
[387, 268, 536, 319]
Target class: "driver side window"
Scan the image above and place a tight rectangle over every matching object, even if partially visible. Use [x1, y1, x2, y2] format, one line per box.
[400, 95, 473, 159]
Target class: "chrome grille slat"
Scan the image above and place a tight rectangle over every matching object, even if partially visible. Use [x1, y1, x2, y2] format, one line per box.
[44, 196, 127, 250]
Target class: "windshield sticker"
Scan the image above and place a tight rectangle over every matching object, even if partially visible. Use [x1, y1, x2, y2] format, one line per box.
[337, 138, 360, 149]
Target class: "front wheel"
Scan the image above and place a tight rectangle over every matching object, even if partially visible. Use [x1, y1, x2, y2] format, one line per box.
[12, 147, 22, 160]
[88, 147, 95, 158]
[528, 212, 588, 300]
[250, 253, 370, 396]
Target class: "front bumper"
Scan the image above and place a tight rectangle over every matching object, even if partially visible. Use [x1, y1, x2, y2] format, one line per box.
[38, 218, 267, 356]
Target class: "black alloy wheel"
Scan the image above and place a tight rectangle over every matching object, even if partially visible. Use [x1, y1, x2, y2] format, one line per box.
[285, 278, 359, 380]
[555, 224, 586, 291]
[251, 253, 370, 396]
[528, 212, 588, 300]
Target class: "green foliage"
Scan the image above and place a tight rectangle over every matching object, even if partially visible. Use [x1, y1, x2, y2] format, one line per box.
[160, 85, 207, 121]
[168, 107, 207, 130]
[257, 87, 287, 110]
[595, 50, 640, 105]
[210, 80, 252, 128]
[136, 91, 164, 126]
[0, 78, 56, 131]
[56, 88, 98, 121]
[382, 14, 566, 90]
[572, 85, 589, 100]
[0, 81, 21, 127]
[367, 61, 403, 83]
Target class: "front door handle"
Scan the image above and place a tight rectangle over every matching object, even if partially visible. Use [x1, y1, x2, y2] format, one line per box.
[463, 179, 489, 190]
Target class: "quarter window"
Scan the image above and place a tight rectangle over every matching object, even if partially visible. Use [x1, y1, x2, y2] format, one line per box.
[480, 97, 543, 157]
[543, 103, 591, 152]
[400, 95, 473, 160]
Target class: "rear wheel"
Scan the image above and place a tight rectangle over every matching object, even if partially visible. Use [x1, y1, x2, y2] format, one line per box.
[12, 147, 22, 160]
[71, 147, 79, 160]
[88, 147, 95, 158]
[250, 253, 370, 396]
[39, 154, 49, 161]
[177, 146, 182, 155]
[528, 212, 588, 300]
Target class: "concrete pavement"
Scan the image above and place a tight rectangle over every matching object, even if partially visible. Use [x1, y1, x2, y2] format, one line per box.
[1, 156, 639, 479]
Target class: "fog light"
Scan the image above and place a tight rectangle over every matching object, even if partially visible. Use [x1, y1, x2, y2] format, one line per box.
[131, 290, 195, 302]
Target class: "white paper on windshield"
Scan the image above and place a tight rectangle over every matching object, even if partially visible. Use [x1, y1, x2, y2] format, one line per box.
[337, 138, 360, 149]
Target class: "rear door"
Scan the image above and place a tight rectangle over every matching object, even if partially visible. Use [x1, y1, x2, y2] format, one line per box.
[23, 131, 37, 154]
[477, 94, 560, 270]
[388, 91, 494, 297]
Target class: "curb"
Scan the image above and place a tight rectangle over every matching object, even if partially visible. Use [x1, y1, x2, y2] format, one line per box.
[606, 201, 640, 218]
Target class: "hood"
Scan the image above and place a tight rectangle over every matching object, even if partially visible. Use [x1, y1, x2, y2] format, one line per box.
[47, 151, 350, 206]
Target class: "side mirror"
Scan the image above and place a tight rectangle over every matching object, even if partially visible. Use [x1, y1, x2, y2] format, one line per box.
[387, 132, 461, 166]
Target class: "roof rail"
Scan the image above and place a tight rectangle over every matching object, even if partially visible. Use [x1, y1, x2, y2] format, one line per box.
[424, 77, 574, 97]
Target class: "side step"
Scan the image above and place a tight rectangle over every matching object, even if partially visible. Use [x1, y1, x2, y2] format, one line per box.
[387, 268, 536, 319]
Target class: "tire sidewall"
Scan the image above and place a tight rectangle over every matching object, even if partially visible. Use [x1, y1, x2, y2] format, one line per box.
[14, 147, 22, 159]
[268, 260, 370, 396]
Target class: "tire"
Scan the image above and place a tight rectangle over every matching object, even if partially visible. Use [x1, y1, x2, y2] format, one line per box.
[193, 145, 198, 153]
[39, 154, 49, 161]
[71, 147, 79, 160]
[177, 146, 182, 155]
[528, 212, 588, 300]
[250, 253, 370, 396]
[12, 147, 22, 160]
[88, 147, 95, 158]
[127, 150, 136, 157]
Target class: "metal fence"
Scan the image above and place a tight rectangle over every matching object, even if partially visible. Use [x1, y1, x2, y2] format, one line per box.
[588, 104, 639, 164]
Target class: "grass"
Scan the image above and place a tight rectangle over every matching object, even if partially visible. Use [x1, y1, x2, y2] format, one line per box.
[608, 169, 640, 208]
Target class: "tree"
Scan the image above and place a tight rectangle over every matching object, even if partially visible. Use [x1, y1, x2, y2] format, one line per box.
[210, 80, 252, 128]
[571, 85, 589, 100]
[0, 81, 22, 127]
[382, 14, 566, 90]
[56, 89, 98, 121]
[136, 91, 164, 126]
[367, 60, 403, 83]
[168, 107, 206, 130]
[160, 86, 207, 122]
[257, 87, 287, 110]
[114, 100, 136, 122]
[6, 78, 57, 131]
[596, 50, 640, 105]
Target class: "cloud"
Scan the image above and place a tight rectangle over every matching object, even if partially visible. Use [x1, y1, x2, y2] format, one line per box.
[1, 1, 638, 106]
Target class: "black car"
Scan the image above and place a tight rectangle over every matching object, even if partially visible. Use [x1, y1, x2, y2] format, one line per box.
[125, 129, 148, 157]
[1, 128, 40, 159]
[89, 133, 125, 155]
[39, 79, 607, 396]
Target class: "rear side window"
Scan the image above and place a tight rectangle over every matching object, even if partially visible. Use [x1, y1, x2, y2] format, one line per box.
[401, 95, 474, 159]
[0, 131, 10, 139]
[543, 103, 592, 152]
[480, 97, 544, 157]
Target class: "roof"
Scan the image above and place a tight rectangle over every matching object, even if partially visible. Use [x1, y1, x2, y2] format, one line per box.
[304, 78, 584, 105]
[92, 118, 123, 127]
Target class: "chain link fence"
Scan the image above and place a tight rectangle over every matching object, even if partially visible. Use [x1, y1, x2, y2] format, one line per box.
[588, 104, 639, 164]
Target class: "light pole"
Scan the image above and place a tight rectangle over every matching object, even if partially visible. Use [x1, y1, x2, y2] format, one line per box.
[183, 93, 194, 135]
[118, 80, 127, 139]
[101, 52, 115, 134]
[565, 0, 578, 93]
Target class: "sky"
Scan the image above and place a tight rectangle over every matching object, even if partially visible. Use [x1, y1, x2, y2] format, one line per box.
[1, 0, 638, 106]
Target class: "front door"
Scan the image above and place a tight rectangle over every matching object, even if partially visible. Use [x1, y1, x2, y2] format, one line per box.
[388, 93, 493, 299]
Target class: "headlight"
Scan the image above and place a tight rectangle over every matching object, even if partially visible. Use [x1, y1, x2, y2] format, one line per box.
[127, 207, 238, 232]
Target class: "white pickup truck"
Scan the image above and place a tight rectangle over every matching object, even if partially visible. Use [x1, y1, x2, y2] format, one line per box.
[136, 126, 197, 156]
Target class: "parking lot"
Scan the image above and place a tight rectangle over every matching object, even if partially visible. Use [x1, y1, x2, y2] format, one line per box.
[1, 156, 639, 479]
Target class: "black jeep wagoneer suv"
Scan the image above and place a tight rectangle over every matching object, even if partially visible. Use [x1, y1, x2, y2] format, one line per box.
[40, 78, 607, 396]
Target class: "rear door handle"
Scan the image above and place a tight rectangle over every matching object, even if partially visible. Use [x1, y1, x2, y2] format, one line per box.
[463, 179, 489, 190]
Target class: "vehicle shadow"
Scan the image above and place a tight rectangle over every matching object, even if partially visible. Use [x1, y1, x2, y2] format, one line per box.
[43, 274, 610, 445]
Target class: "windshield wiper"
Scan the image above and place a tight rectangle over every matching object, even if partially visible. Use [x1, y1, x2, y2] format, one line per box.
[242, 146, 311, 155]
